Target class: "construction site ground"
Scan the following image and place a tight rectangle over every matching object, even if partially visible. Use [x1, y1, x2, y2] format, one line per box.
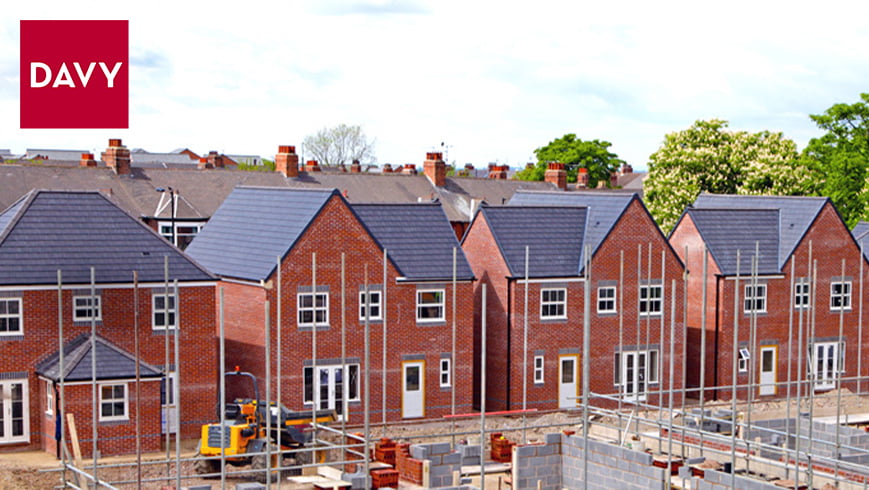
[3, 389, 869, 490]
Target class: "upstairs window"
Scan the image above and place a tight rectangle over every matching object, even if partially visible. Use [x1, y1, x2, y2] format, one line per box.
[639, 284, 663, 317]
[416, 289, 445, 322]
[73, 295, 101, 322]
[830, 281, 851, 311]
[540, 288, 566, 320]
[0, 298, 22, 335]
[359, 290, 382, 321]
[597, 286, 617, 314]
[743, 284, 767, 313]
[298, 292, 329, 326]
[794, 281, 810, 309]
[152, 292, 176, 330]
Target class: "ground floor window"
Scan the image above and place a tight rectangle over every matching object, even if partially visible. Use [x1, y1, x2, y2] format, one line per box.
[614, 349, 659, 400]
[99, 383, 128, 421]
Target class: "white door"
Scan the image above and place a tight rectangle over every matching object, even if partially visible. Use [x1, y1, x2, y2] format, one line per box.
[622, 352, 647, 402]
[161, 372, 178, 434]
[313, 366, 348, 421]
[759, 347, 776, 396]
[0, 380, 29, 444]
[814, 343, 838, 390]
[558, 356, 578, 408]
[402, 361, 424, 418]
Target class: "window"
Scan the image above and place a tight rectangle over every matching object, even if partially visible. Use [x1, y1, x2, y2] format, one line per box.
[45, 380, 54, 415]
[597, 286, 617, 314]
[540, 288, 566, 320]
[303, 364, 360, 404]
[808, 341, 845, 390]
[744, 284, 767, 313]
[298, 292, 328, 326]
[614, 349, 659, 400]
[0, 298, 22, 335]
[73, 295, 101, 322]
[738, 348, 750, 373]
[99, 383, 128, 421]
[440, 358, 451, 388]
[158, 220, 206, 249]
[830, 281, 852, 311]
[639, 284, 662, 316]
[416, 289, 445, 322]
[359, 290, 382, 321]
[534, 355, 544, 384]
[794, 281, 810, 309]
[152, 292, 176, 330]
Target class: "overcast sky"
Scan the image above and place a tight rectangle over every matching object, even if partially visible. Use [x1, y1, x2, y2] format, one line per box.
[3, 1, 868, 170]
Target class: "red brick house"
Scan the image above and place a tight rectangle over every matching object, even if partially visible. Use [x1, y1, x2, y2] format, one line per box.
[185, 187, 476, 421]
[461, 190, 685, 411]
[0, 190, 217, 457]
[669, 194, 867, 400]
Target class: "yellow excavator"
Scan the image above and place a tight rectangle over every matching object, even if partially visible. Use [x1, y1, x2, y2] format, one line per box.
[194, 367, 335, 482]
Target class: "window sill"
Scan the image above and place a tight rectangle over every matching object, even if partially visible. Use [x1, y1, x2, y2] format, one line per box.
[99, 418, 129, 426]
[596, 312, 618, 317]
[416, 320, 446, 326]
[298, 325, 331, 332]
[0, 334, 24, 341]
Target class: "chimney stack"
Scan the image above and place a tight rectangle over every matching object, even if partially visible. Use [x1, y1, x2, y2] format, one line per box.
[423, 152, 446, 186]
[382, 164, 393, 174]
[207, 151, 224, 169]
[275, 145, 299, 178]
[488, 165, 508, 180]
[351, 160, 361, 173]
[620, 163, 633, 175]
[197, 157, 211, 170]
[609, 171, 619, 188]
[576, 167, 589, 189]
[102, 138, 131, 175]
[79, 153, 97, 167]
[305, 160, 321, 172]
[401, 164, 417, 175]
[544, 162, 567, 190]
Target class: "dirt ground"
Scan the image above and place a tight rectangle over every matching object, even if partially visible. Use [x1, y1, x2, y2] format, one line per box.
[3, 389, 869, 489]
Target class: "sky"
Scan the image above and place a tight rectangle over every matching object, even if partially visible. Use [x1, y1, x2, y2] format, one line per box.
[2, 1, 869, 170]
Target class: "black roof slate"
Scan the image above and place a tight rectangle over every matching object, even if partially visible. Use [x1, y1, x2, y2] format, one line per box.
[36, 333, 162, 382]
[852, 221, 869, 263]
[185, 187, 337, 282]
[478, 205, 587, 278]
[0, 190, 214, 285]
[351, 203, 474, 281]
[686, 208, 781, 275]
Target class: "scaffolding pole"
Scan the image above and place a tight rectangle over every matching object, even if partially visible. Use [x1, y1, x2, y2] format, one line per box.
[480, 283, 487, 490]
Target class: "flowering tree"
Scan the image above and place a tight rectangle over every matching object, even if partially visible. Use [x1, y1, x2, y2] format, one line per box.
[645, 119, 809, 232]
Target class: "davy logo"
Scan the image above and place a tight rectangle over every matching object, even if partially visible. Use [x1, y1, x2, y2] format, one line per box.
[20, 20, 128, 129]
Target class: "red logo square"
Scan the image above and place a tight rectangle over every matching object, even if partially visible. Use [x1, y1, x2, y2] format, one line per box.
[20, 20, 128, 129]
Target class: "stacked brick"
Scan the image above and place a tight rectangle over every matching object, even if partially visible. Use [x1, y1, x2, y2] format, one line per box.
[490, 432, 515, 463]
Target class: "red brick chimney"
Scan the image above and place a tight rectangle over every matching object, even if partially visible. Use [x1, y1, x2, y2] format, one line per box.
[275, 145, 299, 178]
[488, 165, 508, 180]
[423, 152, 446, 187]
[305, 160, 321, 172]
[544, 162, 567, 190]
[79, 153, 97, 167]
[382, 164, 393, 174]
[576, 167, 589, 189]
[207, 151, 224, 169]
[351, 160, 361, 173]
[401, 164, 417, 175]
[609, 171, 619, 188]
[102, 138, 131, 175]
[197, 157, 211, 170]
[620, 163, 633, 175]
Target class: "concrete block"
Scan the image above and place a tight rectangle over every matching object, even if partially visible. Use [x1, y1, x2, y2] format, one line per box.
[350, 475, 367, 490]
[428, 454, 442, 465]
[188, 486, 212, 490]
[411, 445, 429, 460]
[235, 484, 265, 490]
[430, 464, 453, 477]
[545, 432, 562, 444]
[428, 442, 452, 455]
[515, 445, 537, 458]
[537, 443, 557, 456]
[442, 451, 462, 465]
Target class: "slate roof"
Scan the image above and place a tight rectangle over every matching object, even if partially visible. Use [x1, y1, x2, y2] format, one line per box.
[0, 190, 214, 285]
[25, 149, 89, 161]
[185, 187, 337, 281]
[852, 221, 869, 262]
[508, 190, 637, 268]
[36, 333, 162, 382]
[474, 205, 587, 278]
[692, 194, 828, 270]
[685, 208, 781, 275]
[352, 204, 474, 281]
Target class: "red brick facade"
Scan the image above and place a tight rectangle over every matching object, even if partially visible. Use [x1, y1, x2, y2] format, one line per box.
[0, 284, 216, 457]
[462, 199, 685, 411]
[218, 196, 475, 422]
[670, 201, 868, 400]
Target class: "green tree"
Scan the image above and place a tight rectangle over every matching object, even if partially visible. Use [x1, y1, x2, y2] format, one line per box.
[645, 119, 808, 232]
[801, 93, 869, 227]
[515, 134, 625, 187]
[302, 124, 375, 166]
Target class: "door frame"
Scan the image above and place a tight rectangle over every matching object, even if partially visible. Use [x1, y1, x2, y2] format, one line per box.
[558, 355, 579, 409]
[758, 345, 777, 396]
[401, 360, 425, 419]
[0, 378, 29, 444]
[621, 351, 648, 402]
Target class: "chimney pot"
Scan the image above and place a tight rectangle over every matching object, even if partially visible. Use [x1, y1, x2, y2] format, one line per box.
[305, 160, 321, 172]
[544, 161, 568, 190]
[382, 164, 393, 173]
[351, 160, 361, 173]
[577, 166, 590, 188]
[275, 144, 300, 178]
[79, 153, 97, 167]
[108, 138, 122, 148]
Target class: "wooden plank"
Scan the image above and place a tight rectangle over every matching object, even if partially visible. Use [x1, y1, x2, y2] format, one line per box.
[65, 413, 86, 489]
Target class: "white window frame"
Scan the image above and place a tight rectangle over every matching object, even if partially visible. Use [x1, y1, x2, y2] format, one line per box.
[738, 348, 750, 373]
[303, 363, 361, 404]
[298, 292, 329, 327]
[639, 284, 663, 317]
[45, 379, 54, 416]
[614, 349, 660, 387]
[743, 284, 767, 313]
[0, 297, 23, 335]
[808, 341, 846, 390]
[158, 220, 206, 248]
[830, 281, 852, 311]
[597, 286, 617, 314]
[152, 292, 176, 330]
[73, 295, 102, 322]
[540, 288, 567, 320]
[794, 281, 810, 309]
[359, 290, 382, 321]
[99, 383, 129, 422]
[440, 358, 451, 388]
[534, 355, 544, 384]
[416, 289, 445, 323]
